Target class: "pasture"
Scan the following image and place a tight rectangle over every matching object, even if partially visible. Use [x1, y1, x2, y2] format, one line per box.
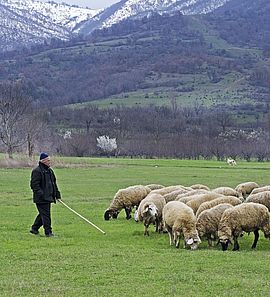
[1, 157, 270, 296]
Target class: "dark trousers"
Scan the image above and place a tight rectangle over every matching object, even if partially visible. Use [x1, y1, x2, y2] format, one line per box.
[32, 203, 52, 235]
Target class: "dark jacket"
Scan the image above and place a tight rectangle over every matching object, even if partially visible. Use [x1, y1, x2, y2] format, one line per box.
[30, 162, 61, 203]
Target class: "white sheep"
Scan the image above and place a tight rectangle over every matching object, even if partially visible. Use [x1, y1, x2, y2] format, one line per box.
[162, 201, 201, 250]
[164, 188, 190, 203]
[245, 191, 270, 211]
[212, 186, 239, 197]
[104, 185, 151, 220]
[145, 184, 165, 190]
[250, 185, 270, 195]
[218, 202, 270, 251]
[186, 192, 223, 214]
[137, 193, 166, 236]
[196, 196, 242, 217]
[176, 189, 210, 204]
[235, 182, 259, 199]
[151, 185, 188, 196]
[227, 158, 237, 166]
[190, 184, 210, 191]
[196, 203, 233, 248]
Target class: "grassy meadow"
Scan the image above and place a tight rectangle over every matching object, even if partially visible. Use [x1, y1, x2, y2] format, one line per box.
[1, 157, 270, 296]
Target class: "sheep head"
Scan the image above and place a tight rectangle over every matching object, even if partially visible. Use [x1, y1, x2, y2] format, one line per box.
[104, 209, 119, 220]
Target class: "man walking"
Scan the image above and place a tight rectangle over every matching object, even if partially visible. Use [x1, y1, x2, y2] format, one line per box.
[30, 152, 61, 237]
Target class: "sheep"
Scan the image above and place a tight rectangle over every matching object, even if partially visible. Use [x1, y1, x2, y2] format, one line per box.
[196, 203, 233, 248]
[196, 196, 242, 217]
[245, 191, 270, 211]
[104, 185, 151, 220]
[227, 158, 237, 166]
[212, 187, 239, 197]
[190, 184, 210, 191]
[250, 185, 270, 195]
[186, 192, 223, 214]
[164, 188, 190, 203]
[151, 185, 188, 196]
[145, 184, 165, 191]
[235, 182, 259, 199]
[136, 193, 166, 236]
[176, 189, 210, 203]
[162, 201, 201, 250]
[218, 202, 270, 251]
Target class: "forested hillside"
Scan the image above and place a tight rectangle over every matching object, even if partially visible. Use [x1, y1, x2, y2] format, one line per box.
[0, 0, 269, 108]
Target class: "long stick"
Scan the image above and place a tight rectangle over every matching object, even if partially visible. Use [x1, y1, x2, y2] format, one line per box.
[58, 199, 106, 235]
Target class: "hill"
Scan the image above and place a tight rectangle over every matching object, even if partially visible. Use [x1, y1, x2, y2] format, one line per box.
[0, 0, 269, 109]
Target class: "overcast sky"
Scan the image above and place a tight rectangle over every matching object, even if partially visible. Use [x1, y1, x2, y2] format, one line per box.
[40, 0, 120, 9]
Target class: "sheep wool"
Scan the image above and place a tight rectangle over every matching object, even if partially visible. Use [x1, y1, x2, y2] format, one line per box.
[245, 191, 270, 211]
[163, 201, 201, 250]
[235, 182, 259, 199]
[176, 189, 210, 203]
[190, 184, 210, 191]
[137, 193, 166, 236]
[164, 188, 190, 203]
[104, 185, 151, 220]
[218, 202, 270, 251]
[212, 187, 239, 197]
[196, 203, 233, 247]
[186, 192, 223, 214]
[151, 185, 187, 196]
[196, 196, 242, 217]
[250, 185, 270, 195]
[145, 184, 165, 191]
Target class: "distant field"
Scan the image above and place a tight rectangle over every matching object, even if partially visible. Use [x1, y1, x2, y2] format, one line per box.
[1, 157, 270, 296]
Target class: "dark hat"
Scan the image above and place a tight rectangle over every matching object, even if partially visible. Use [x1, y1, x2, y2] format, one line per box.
[39, 152, 49, 160]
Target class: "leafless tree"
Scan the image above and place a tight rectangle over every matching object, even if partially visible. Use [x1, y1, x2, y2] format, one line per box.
[0, 81, 32, 158]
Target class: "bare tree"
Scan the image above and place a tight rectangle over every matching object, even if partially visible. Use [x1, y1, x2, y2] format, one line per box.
[0, 81, 31, 158]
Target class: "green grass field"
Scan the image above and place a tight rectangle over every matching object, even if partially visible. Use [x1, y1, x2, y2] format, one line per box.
[1, 157, 270, 296]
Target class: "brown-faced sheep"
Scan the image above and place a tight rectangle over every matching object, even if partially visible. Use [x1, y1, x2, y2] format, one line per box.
[235, 182, 259, 199]
[137, 193, 166, 236]
[104, 185, 151, 220]
[196, 196, 242, 217]
[162, 201, 201, 250]
[218, 202, 270, 251]
[196, 203, 233, 247]
[245, 191, 270, 211]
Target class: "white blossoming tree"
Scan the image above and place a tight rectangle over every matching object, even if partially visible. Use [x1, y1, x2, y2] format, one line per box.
[96, 135, 117, 156]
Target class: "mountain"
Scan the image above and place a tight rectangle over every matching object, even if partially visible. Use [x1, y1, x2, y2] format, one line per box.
[78, 0, 230, 35]
[0, 0, 101, 51]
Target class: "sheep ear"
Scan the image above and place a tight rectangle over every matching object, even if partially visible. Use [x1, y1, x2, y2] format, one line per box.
[143, 207, 149, 214]
[187, 238, 194, 245]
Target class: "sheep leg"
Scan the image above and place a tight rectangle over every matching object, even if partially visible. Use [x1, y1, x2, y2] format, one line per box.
[251, 229, 259, 249]
[167, 227, 173, 245]
[207, 237, 213, 248]
[144, 223, 150, 236]
[124, 207, 132, 220]
[232, 236, 239, 251]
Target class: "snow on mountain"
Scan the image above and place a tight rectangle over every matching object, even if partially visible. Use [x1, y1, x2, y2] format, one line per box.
[0, 0, 101, 51]
[78, 0, 231, 35]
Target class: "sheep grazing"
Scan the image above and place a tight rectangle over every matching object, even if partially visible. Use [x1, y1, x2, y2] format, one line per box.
[176, 189, 210, 203]
[190, 184, 210, 191]
[196, 203, 233, 248]
[137, 193, 166, 236]
[235, 182, 259, 199]
[186, 192, 223, 214]
[196, 196, 242, 217]
[104, 185, 151, 220]
[212, 187, 239, 197]
[162, 201, 201, 250]
[227, 158, 237, 166]
[218, 202, 270, 251]
[245, 191, 270, 211]
[164, 188, 190, 203]
[250, 185, 270, 195]
[151, 185, 188, 196]
[145, 184, 165, 191]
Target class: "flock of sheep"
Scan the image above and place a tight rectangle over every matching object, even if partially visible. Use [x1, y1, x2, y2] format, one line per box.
[104, 182, 270, 251]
